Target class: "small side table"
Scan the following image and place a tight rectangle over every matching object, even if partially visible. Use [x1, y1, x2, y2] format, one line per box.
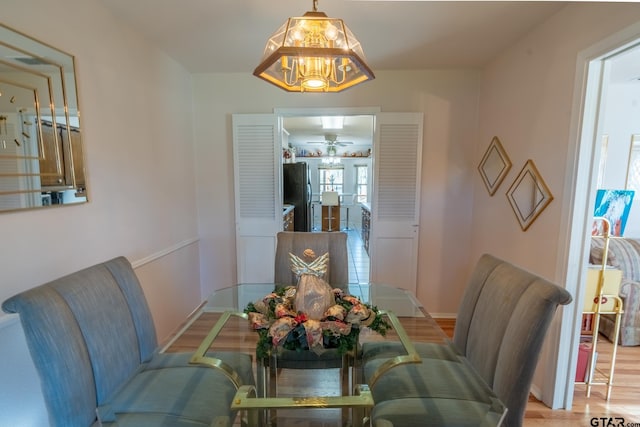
[577, 266, 623, 400]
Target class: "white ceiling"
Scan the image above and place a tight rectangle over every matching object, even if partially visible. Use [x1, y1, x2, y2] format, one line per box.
[96, 0, 640, 145]
[284, 115, 374, 153]
[97, 0, 567, 73]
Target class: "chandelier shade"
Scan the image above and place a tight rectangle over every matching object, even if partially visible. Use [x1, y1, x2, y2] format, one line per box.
[253, 5, 374, 93]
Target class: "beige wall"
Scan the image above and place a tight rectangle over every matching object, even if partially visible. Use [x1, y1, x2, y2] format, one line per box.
[0, 0, 201, 343]
[192, 69, 481, 315]
[473, 2, 640, 404]
[3, 0, 640, 419]
[473, 2, 640, 279]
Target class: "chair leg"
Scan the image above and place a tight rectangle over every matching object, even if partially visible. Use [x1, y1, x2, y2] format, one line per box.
[342, 206, 351, 230]
[268, 364, 279, 425]
[257, 358, 267, 398]
[342, 358, 351, 426]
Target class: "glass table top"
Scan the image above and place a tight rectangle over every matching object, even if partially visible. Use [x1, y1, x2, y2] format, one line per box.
[203, 283, 425, 318]
[165, 283, 507, 427]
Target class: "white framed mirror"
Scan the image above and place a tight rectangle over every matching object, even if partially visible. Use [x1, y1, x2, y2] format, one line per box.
[0, 22, 86, 212]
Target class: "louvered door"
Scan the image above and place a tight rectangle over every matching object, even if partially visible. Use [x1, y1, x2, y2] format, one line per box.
[232, 114, 281, 283]
[370, 113, 423, 295]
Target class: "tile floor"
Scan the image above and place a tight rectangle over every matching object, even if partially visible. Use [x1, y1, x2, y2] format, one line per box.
[345, 224, 370, 284]
[311, 214, 370, 284]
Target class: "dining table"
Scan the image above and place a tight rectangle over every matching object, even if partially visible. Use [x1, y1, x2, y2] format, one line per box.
[162, 283, 507, 426]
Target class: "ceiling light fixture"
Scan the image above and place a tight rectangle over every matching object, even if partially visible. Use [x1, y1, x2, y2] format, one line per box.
[253, 0, 374, 92]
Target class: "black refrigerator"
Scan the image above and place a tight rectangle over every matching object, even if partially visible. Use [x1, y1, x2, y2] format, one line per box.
[283, 162, 312, 232]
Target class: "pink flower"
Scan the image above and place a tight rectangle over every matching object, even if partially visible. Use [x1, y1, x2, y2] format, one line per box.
[323, 304, 347, 321]
[248, 312, 270, 330]
[263, 293, 278, 304]
[303, 320, 324, 354]
[321, 320, 352, 336]
[346, 304, 371, 325]
[269, 317, 297, 346]
[342, 295, 361, 306]
[275, 303, 295, 318]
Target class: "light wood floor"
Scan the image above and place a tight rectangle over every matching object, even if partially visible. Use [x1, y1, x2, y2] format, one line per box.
[165, 315, 640, 426]
[524, 337, 640, 426]
[432, 319, 640, 426]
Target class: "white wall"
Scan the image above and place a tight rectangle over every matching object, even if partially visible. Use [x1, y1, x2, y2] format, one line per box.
[192, 70, 481, 315]
[473, 2, 640, 405]
[1, 2, 202, 423]
[1, 0, 202, 339]
[600, 81, 640, 237]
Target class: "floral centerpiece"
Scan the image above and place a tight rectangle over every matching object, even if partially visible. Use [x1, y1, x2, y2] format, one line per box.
[244, 249, 390, 359]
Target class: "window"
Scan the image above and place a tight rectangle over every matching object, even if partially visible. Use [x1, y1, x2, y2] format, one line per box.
[355, 164, 368, 202]
[626, 135, 640, 192]
[596, 135, 609, 188]
[319, 166, 344, 193]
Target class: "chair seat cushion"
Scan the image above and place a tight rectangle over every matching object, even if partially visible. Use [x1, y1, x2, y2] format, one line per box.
[146, 352, 255, 387]
[99, 413, 230, 427]
[97, 352, 254, 425]
[364, 358, 494, 403]
[371, 397, 506, 427]
[361, 341, 461, 362]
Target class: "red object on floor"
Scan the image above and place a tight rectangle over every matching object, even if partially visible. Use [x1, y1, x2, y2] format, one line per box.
[576, 343, 591, 382]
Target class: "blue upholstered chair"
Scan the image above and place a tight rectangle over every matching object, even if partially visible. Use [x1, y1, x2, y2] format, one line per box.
[362, 254, 573, 427]
[265, 231, 351, 400]
[2, 257, 254, 427]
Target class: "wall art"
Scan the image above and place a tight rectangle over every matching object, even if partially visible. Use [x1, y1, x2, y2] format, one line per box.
[478, 136, 512, 196]
[506, 159, 553, 231]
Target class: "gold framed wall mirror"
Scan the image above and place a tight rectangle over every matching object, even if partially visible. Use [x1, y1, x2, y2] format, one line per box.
[0, 22, 86, 212]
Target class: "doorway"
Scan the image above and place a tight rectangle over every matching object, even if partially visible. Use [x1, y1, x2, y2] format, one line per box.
[232, 108, 423, 292]
[281, 112, 374, 283]
[561, 35, 640, 409]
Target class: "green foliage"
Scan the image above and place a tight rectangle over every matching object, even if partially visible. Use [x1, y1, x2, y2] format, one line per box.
[255, 329, 271, 359]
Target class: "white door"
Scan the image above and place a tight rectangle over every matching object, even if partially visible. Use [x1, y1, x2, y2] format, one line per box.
[232, 114, 281, 283]
[369, 113, 423, 295]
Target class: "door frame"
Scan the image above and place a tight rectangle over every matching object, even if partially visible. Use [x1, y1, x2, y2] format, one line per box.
[556, 23, 640, 410]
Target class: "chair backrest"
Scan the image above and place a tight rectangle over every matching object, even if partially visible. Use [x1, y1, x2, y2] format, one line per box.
[452, 254, 572, 427]
[274, 231, 349, 290]
[2, 257, 157, 427]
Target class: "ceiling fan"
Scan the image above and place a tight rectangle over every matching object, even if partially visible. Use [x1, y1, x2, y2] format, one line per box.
[307, 133, 354, 147]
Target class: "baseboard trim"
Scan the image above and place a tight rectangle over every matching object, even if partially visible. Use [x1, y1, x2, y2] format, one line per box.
[530, 384, 543, 400]
[429, 313, 457, 319]
[131, 237, 199, 269]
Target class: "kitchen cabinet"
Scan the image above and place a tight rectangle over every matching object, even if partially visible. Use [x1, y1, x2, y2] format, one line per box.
[283, 205, 294, 231]
[39, 121, 85, 190]
[321, 205, 340, 231]
[361, 203, 371, 254]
